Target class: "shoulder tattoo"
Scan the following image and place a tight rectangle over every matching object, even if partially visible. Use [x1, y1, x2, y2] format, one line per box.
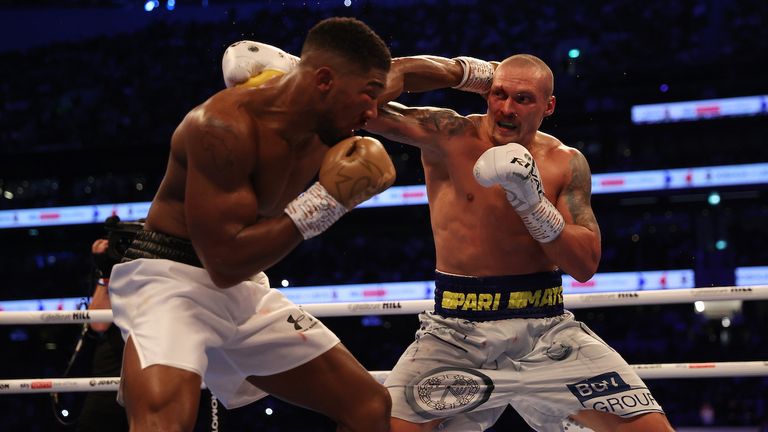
[564, 151, 599, 229]
[201, 121, 236, 172]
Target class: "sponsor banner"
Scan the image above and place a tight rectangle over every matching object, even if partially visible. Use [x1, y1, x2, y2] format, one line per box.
[358, 184, 428, 208]
[30, 380, 53, 389]
[39, 311, 91, 322]
[282, 281, 435, 304]
[0, 202, 147, 229]
[345, 301, 405, 313]
[3, 162, 768, 230]
[591, 163, 768, 194]
[563, 269, 695, 293]
[0, 298, 84, 312]
[690, 286, 755, 299]
[631, 95, 767, 124]
[735, 266, 768, 286]
[89, 378, 121, 387]
[0, 378, 120, 394]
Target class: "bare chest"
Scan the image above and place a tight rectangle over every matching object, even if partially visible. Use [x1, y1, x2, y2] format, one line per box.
[252, 137, 325, 217]
[423, 140, 565, 206]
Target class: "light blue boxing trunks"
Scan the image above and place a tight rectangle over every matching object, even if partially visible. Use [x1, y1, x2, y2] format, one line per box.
[385, 271, 664, 431]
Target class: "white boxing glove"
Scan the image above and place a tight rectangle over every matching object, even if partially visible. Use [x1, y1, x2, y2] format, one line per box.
[473, 143, 565, 243]
[222, 40, 299, 88]
[452, 56, 494, 94]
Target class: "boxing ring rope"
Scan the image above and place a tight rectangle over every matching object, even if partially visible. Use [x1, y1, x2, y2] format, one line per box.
[1, 284, 767, 395]
[1, 285, 767, 325]
[1, 361, 767, 395]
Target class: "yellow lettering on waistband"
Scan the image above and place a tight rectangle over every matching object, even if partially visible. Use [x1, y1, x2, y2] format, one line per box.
[442, 291, 502, 311]
[508, 290, 541, 309]
[508, 286, 563, 309]
[477, 293, 494, 311]
[540, 287, 554, 306]
[441, 291, 467, 310]
[462, 293, 477, 310]
[443, 287, 562, 311]
[440, 291, 454, 309]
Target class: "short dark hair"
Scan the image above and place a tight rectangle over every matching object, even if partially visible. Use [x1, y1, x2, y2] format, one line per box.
[301, 17, 391, 72]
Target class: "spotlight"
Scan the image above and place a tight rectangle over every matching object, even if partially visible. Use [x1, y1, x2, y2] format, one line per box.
[707, 191, 720, 206]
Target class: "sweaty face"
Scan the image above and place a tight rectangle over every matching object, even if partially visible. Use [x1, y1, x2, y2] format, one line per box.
[486, 65, 554, 147]
[317, 67, 388, 145]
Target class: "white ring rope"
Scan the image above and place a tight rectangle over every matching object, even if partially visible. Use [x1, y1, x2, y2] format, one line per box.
[1, 285, 766, 325]
[1, 286, 765, 395]
[1, 361, 767, 394]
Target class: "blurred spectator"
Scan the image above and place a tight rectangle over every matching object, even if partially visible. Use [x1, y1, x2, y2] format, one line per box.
[75, 238, 128, 432]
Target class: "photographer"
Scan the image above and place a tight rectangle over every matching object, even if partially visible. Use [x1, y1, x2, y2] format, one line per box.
[75, 217, 142, 432]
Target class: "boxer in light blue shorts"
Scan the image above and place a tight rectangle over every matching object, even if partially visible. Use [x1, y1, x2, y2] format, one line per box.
[385, 271, 664, 432]
[218, 40, 675, 431]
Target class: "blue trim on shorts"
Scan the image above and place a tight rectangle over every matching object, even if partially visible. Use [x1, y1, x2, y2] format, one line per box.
[434, 270, 564, 321]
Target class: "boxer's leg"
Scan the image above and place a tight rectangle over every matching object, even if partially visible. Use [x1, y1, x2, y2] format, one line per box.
[247, 342, 391, 432]
[120, 336, 202, 431]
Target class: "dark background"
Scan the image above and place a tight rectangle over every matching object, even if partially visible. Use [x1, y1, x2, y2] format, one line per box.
[0, 0, 766, 430]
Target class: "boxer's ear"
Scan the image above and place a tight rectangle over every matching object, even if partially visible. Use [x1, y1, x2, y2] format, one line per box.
[315, 67, 334, 92]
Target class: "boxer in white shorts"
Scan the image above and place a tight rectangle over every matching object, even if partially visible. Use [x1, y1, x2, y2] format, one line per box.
[108, 18, 398, 432]
[109, 256, 340, 409]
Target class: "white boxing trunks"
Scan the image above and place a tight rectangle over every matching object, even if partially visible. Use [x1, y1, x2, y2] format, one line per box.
[385, 271, 664, 432]
[109, 258, 340, 409]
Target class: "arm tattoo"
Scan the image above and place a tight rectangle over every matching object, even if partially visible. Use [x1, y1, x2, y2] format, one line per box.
[413, 108, 468, 136]
[201, 122, 236, 172]
[565, 152, 599, 231]
[380, 104, 468, 138]
[377, 105, 413, 143]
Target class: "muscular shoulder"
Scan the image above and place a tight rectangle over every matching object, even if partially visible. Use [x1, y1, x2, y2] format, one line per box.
[534, 132, 592, 187]
[536, 131, 585, 164]
[172, 92, 260, 172]
[179, 92, 258, 143]
[193, 90, 254, 129]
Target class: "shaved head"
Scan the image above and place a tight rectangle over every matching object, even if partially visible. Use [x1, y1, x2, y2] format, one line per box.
[497, 54, 554, 97]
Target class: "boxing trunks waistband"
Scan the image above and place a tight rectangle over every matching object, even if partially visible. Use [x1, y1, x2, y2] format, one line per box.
[433, 270, 564, 321]
[122, 230, 203, 268]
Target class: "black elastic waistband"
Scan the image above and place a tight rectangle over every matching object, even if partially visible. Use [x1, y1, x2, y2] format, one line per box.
[434, 270, 564, 321]
[122, 230, 203, 268]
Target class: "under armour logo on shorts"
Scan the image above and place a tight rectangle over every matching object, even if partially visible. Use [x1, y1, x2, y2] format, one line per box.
[287, 314, 304, 330]
[287, 313, 317, 331]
